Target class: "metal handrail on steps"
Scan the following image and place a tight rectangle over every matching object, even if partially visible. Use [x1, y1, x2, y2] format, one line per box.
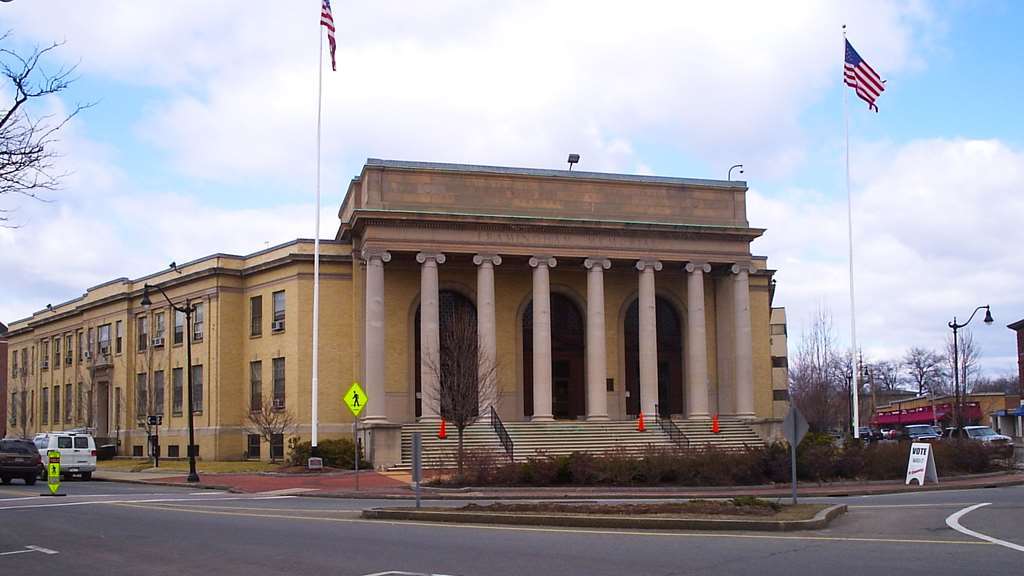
[489, 406, 514, 462]
[654, 405, 690, 449]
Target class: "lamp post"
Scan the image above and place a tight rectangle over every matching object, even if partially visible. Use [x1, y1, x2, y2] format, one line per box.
[948, 305, 994, 431]
[141, 284, 200, 483]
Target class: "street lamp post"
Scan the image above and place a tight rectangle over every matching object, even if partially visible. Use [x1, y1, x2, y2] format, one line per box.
[948, 305, 994, 431]
[141, 284, 200, 483]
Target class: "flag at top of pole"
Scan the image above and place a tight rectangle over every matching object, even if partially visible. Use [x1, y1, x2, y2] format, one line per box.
[321, 0, 337, 71]
[844, 39, 884, 112]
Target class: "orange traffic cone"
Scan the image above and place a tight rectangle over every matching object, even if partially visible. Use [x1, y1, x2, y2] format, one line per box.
[712, 414, 720, 434]
[637, 412, 646, 432]
[438, 418, 447, 440]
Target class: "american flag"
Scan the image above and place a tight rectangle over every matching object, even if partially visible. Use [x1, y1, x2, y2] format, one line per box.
[844, 39, 884, 112]
[321, 0, 337, 71]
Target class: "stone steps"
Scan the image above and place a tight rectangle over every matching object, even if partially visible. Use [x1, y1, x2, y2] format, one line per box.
[392, 417, 764, 470]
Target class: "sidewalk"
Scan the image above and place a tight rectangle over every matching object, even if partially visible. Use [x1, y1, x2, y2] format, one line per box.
[93, 467, 1024, 499]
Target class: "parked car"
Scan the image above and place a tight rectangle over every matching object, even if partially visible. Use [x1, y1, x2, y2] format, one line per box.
[0, 439, 43, 485]
[857, 427, 883, 443]
[944, 426, 1012, 445]
[33, 432, 97, 480]
[903, 424, 942, 442]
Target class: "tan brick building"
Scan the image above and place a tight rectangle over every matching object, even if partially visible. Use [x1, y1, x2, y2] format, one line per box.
[5, 159, 789, 466]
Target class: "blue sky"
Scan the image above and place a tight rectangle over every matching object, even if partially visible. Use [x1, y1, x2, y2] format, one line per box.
[1, 0, 1022, 379]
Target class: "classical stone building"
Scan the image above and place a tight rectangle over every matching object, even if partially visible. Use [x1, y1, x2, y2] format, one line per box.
[5, 159, 789, 465]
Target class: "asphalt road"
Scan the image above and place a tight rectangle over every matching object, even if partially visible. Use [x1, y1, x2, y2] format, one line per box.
[1, 480, 1021, 575]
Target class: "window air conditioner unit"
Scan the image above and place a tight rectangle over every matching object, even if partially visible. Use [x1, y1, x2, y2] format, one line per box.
[193, 328, 203, 340]
[152, 337, 165, 347]
[272, 320, 285, 332]
[272, 398, 285, 410]
[42, 359, 49, 369]
[83, 351, 91, 360]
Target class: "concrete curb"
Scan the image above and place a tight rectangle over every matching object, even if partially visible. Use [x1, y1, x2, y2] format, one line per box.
[360, 503, 847, 532]
[93, 475, 240, 493]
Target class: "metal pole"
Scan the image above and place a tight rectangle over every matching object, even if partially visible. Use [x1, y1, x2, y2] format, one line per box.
[952, 323, 960, 430]
[843, 26, 860, 440]
[790, 415, 798, 505]
[310, 9, 325, 455]
[185, 300, 199, 483]
[412, 431, 422, 509]
[353, 417, 359, 491]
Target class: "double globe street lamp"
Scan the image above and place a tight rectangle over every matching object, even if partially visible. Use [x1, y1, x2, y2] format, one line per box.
[140, 284, 200, 483]
[948, 305, 993, 431]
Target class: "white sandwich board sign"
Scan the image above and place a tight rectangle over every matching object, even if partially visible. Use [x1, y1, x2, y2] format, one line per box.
[905, 442, 939, 485]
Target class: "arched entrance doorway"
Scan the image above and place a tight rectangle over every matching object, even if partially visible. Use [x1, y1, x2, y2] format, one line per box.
[624, 297, 683, 417]
[414, 290, 478, 419]
[523, 293, 586, 419]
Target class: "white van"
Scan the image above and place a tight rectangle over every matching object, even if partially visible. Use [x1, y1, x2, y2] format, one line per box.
[34, 432, 97, 480]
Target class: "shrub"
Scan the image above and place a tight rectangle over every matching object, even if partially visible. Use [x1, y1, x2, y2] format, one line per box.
[288, 437, 370, 469]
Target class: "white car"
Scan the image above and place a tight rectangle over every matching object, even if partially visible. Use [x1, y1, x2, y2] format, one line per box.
[33, 432, 97, 480]
[962, 426, 1012, 445]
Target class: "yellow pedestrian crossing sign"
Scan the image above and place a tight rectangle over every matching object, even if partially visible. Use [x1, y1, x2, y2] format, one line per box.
[344, 382, 367, 417]
[47, 450, 61, 495]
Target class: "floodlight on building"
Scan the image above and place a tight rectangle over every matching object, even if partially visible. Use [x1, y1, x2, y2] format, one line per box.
[567, 154, 580, 171]
[728, 164, 744, 181]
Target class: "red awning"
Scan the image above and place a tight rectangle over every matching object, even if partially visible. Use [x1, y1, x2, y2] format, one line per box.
[871, 402, 982, 426]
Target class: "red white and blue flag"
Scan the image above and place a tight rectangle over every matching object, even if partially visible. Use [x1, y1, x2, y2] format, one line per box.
[321, 0, 337, 71]
[844, 39, 884, 112]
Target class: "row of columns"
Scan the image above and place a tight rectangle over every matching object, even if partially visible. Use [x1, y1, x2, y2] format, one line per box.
[361, 250, 755, 424]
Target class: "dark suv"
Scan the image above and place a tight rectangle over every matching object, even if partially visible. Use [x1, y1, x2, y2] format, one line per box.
[0, 439, 43, 485]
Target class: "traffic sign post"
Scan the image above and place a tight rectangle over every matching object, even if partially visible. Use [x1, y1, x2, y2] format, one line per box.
[783, 406, 809, 505]
[344, 382, 368, 491]
[412, 432, 422, 509]
[44, 450, 65, 497]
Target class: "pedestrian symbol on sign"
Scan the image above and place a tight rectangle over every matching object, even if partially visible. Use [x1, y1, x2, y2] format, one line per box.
[343, 382, 367, 417]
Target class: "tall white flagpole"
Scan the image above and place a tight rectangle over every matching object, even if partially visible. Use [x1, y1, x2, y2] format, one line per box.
[311, 15, 324, 451]
[844, 25, 861, 439]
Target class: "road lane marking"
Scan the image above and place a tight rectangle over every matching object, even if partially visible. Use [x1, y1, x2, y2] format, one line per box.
[0, 494, 295, 511]
[850, 503, 969, 509]
[0, 546, 59, 557]
[946, 503, 1024, 553]
[113, 501, 991, 547]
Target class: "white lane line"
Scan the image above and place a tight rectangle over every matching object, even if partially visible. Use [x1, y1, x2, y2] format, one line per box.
[946, 503, 1024, 553]
[851, 503, 967, 509]
[24, 545, 59, 555]
[0, 549, 33, 557]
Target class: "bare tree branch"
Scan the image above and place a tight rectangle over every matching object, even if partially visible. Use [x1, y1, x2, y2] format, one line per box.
[245, 397, 297, 462]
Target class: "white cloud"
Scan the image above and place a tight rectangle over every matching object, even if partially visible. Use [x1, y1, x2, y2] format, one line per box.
[752, 138, 1024, 375]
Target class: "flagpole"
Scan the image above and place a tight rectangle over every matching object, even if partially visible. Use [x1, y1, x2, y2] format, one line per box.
[311, 17, 324, 454]
[843, 25, 861, 439]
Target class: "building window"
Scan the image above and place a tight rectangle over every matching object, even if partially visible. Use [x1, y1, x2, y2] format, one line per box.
[9, 393, 16, 426]
[270, 434, 284, 461]
[41, 340, 49, 369]
[250, 295, 263, 337]
[193, 303, 204, 341]
[64, 385, 72, 422]
[772, 356, 788, 368]
[770, 324, 787, 336]
[272, 357, 285, 409]
[41, 387, 49, 424]
[247, 434, 261, 459]
[20, 349, 27, 376]
[154, 312, 165, 347]
[136, 373, 148, 417]
[272, 291, 285, 332]
[77, 331, 84, 363]
[172, 368, 183, 415]
[773, 389, 790, 401]
[99, 324, 112, 355]
[65, 334, 73, 365]
[133, 445, 143, 457]
[137, 316, 149, 352]
[250, 361, 262, 412]
[76, 383, 84, 423]
[167, 445, 180, 458]
[173, 310, 184, 345]
[53, 337, 60, 367]
[115, 320, 123, 354]
[191, 365, 203, 413]
[10, 350, 16, 377]
[115, 387, 122, 431]
[53, 385, 60, 424]
[154, 370, 165, 416]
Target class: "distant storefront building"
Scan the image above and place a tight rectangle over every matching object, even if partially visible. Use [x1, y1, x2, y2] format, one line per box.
[4, 159, 788, 466]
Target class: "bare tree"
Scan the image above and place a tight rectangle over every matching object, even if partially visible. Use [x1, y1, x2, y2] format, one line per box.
[971, 374, 1019, 394]
[423, 308, 498, 476]
[869, 359, 902, 392]
[947, 328, 982, 393]
[789, 305, 845, 432]
[902, 347, 946, 396]
[244, 397, 296, 462]
[1, 32, 91, 227]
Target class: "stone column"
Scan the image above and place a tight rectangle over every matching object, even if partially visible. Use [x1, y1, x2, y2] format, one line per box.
[416, 252, 446, 422]
[473, 254, 502, 415]
[732, 263, 755, 418]
[362, 248, 391, 423]
[685, 262, 712, 419]
[636, 259, 662, 417]
[529, 256, 557, 421]
[584, 258, 611, 421]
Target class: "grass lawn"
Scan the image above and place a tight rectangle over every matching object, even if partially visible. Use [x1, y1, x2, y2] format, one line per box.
[97, 459, 283, 474]
[452, 499, 826, 521]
